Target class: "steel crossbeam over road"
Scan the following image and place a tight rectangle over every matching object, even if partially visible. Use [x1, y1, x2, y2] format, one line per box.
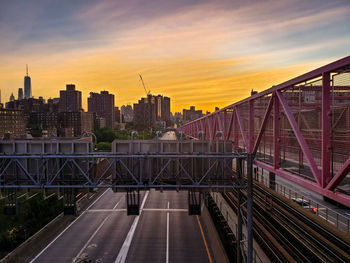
[0, 139, 255, 262]
[0, 140, 247, 190]
[0, 153, 246, 190]
[178, 55, 350, 207]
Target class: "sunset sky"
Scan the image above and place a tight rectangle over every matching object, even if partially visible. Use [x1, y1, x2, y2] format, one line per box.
[0, 0, 349, 113]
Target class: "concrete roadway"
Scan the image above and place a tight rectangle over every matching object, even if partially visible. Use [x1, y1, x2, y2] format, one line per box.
[30, 189, 220, 263]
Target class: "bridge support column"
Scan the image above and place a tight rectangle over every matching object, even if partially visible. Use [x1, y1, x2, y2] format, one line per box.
[63, 188, 77, 215]
[126, 189, 140, 215]
[269, 172, 276, 190]
[236, 157, 243, 263]
[188, 190, 201, 215]
[247, 153, 253, 263]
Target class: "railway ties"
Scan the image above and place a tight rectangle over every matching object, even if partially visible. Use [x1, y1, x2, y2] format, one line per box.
[223, 181, 350, 262]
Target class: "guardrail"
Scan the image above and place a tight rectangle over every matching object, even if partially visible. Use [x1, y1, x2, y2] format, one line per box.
[257, 174, 350, 234]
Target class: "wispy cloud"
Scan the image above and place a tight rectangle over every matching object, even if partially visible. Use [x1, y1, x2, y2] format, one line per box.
[0, 0, 349, 111]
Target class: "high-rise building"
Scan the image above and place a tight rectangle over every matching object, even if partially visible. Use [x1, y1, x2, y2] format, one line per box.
[57, 111, 93, 137]
[183, 106, 203, 123]
[158, 95, 171, 124]
[24, 65, 31, 99]
[133, 94, 170, 129]
[59, 84, 82, 112]
[114, 107, 122, 123]
[18, 88, 23, 100]
[88, 91, 115, 128]
[9, 93, 15, 102]
[121, 105, 133, 122]
[0, 109, 26, 139]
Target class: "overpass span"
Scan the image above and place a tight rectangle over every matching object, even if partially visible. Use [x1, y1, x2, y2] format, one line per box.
[0, 140, 245, 191]
[178, 55, 350, 207]
[0, 138, 255, 263]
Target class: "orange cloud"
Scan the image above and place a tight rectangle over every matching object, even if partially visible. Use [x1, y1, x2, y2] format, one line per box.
[0, 0, 349, 113]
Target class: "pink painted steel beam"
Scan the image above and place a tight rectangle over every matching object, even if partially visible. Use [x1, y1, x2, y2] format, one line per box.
[212, 115, 217, 140]
[252, 96, 273, 155]
[234, 110, 239, 151]
[249, 100, 254, 152]
[273, 94, 280, 169]
[226, 109, 234, 141]
[326, 157, 350, 191]
[322, 72, 331, 188]
[217, 113, 223, 132]
[235, 107, 248, 149]
[332, 106, 347, 129]
[223, 110, 227, 140]
[276, 91, 322, 186]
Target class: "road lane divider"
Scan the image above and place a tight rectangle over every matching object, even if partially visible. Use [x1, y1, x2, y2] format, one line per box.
[29, 188, 110, 263]
[115, 190, 150, 263]
[166, 201, 170, 263]
[196, 215, 213, 263]
[73, 215, 112, 262]
[113, 200, 121, 209]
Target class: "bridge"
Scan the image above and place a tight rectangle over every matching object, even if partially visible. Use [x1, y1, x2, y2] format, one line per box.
[0, 56, 350, 263]
[0, 138, 255, 263]
[178, 55, 350, 207]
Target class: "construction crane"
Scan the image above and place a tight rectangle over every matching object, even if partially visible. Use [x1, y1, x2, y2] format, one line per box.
[139, 74, 151, 96]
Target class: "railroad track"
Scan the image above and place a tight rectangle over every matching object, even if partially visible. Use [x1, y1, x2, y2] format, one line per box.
[224, 190, 295, 262]
[222, 181, 350, 262]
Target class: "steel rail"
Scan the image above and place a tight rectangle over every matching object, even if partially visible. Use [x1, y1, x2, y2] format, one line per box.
[254, 183, 350, 262]
[224, 192, 295, 262]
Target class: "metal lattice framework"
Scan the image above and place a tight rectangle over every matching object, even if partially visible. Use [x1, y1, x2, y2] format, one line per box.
[0, 153, 247, 190]
[178, 56, 350, 207]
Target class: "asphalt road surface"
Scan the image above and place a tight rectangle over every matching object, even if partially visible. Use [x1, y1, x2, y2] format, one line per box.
[30, 189, 219, 263]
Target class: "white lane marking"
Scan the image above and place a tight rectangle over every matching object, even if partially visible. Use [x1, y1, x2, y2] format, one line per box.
[114, 191, 150, 263]
[166, 201, 170, 263]
[86, 208, 187, 213]
[113, 200, 121, 210]
[73, 215, 111, 262]
[88, 209, 126, 212]
[143, 208, 187, 212]
[30, 189, 110, 263]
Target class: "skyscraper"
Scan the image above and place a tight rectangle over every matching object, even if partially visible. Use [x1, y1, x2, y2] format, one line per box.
[133, 94, 170, 129]
[88, 91, 115, 128]
[9, 93, 15, 102]
[18, 88, 23, 100]
[59, 84, 82, 112]
[24, 64, 31, 99]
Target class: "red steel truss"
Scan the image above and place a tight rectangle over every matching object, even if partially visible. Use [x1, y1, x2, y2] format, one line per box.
[178, 56, 350, 207]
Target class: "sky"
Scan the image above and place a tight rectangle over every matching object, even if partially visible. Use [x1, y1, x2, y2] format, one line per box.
[0, 0, 349, 113]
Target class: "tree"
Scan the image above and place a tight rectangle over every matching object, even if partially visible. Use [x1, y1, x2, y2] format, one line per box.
[94, 128, 116, 143]
[96, 142, 111, 151]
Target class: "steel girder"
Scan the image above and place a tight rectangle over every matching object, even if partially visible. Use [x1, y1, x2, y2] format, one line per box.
[0, 153, 246, 190]
[178, 55, 350, 207]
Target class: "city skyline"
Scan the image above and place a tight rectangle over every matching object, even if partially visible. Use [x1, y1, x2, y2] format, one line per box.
[0, 0, 350, 112]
